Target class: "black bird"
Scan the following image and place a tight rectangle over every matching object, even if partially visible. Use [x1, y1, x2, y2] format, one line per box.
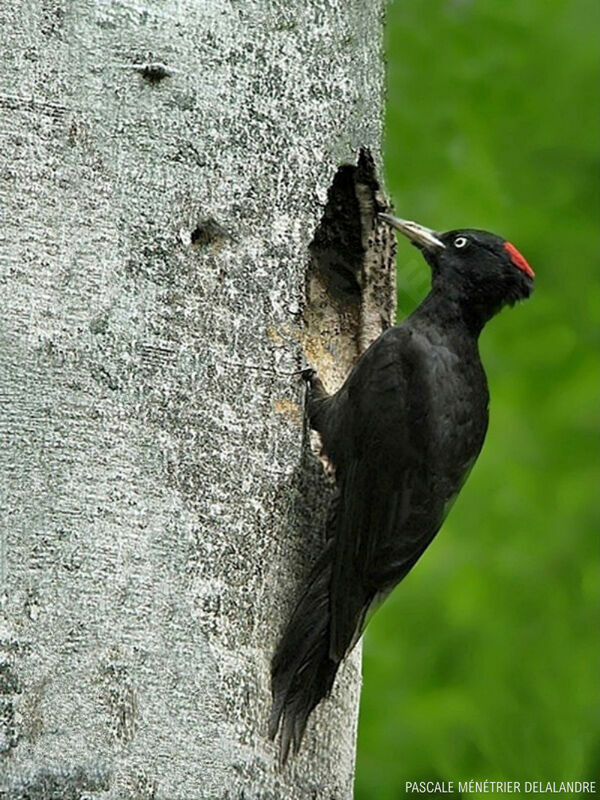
[269, 214, 535, 763]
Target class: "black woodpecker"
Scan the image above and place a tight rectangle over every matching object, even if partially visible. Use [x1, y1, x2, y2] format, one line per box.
[269, 214, 535, 763]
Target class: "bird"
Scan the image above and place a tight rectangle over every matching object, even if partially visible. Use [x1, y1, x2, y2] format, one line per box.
[269, 213, 535, 764]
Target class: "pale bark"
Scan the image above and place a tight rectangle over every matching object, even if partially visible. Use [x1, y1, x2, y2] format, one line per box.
[0, 1, 391, 797]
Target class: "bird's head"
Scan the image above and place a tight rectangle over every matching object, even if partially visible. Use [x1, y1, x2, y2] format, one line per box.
[379, 214, 534, 324]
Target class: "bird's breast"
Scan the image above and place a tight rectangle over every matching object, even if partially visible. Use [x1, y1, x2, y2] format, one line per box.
[419, 339, 489, 487]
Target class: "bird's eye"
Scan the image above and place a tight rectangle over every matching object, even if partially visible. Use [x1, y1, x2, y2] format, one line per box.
[454, 236, 468, 248]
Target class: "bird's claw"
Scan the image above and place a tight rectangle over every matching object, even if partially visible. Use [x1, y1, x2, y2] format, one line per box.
[300, 367, 317, 384]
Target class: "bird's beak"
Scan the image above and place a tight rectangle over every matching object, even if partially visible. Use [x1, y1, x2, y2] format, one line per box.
[378, 213, 446, 251]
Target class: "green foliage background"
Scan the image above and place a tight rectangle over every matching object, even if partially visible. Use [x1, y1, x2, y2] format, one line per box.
[355, 1, 600, 797]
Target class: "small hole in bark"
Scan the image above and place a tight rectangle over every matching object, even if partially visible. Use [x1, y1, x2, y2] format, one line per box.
[139, 62, 171, 83]
[190, 219, 227, 248]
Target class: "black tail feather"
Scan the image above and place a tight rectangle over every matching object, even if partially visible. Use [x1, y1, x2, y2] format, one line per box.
[269, 545, 341, 765]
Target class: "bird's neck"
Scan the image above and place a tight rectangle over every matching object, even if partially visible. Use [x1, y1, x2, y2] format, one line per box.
[411, 285, 491, 338]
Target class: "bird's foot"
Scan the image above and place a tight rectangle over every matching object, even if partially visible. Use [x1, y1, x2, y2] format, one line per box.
[300, 366, 318, 384]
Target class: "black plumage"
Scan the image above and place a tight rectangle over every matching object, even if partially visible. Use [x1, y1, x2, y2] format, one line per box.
[270, 217, 534, 763]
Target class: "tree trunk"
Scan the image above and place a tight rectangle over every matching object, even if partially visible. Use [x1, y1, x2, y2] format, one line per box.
[0, 2, 393, 797]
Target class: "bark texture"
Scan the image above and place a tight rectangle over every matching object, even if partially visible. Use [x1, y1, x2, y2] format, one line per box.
[0, 1, 393, 797]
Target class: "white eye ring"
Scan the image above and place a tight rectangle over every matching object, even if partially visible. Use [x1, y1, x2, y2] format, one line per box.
[454, 236, 468, 248]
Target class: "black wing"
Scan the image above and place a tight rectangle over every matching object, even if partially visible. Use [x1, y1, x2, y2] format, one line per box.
[321, 328, 443, 661]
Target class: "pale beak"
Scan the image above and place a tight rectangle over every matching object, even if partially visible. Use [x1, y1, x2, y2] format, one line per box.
[378, 213, 446, 251]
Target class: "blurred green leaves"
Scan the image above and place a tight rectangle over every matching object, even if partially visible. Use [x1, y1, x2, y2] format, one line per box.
[355, 1, 600, 796]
